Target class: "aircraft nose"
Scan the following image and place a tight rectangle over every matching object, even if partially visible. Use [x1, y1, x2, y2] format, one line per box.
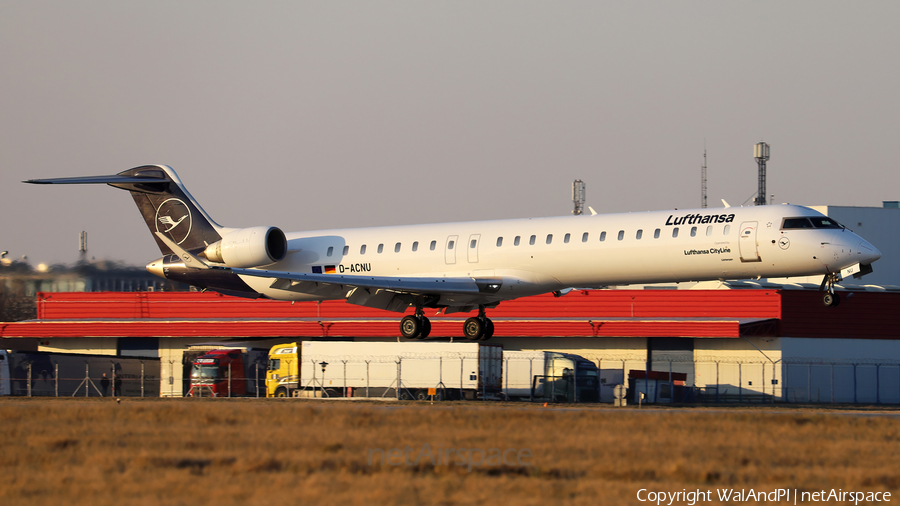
[857, 240, 882, 265]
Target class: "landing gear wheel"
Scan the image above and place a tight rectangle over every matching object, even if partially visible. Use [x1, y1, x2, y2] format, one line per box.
[823, 292, 841, 307]
[479, 318, 494, 341]
[464, 317, 485, 340]
[400, 315, 421, 339]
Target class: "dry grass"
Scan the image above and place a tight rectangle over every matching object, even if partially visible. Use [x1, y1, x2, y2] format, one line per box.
[1, 399, 899, 505]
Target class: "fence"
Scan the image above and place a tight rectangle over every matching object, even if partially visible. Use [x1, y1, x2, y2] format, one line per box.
[5, 359, 161, 397]
[9, 352, 898, 404]
[582, 353, 900, 405]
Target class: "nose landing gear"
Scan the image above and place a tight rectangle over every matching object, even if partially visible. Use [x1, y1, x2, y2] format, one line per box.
[820, 272, 841, 307]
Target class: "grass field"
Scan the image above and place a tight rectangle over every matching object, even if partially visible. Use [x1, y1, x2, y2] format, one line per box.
[2, 398, 899, 505]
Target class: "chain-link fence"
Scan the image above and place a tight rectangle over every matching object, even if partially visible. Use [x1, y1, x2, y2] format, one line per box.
[579, 353, 900, 405]
[5, 358, 160, 397]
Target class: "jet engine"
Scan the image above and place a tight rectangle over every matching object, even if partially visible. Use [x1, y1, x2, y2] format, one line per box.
[203, 226, 287, 268]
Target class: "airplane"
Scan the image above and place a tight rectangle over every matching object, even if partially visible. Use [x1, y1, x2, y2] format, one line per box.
[26, 165, 882, 340]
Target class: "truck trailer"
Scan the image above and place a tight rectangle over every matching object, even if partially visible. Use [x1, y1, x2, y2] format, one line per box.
[266, 341, 502, 400]
[188, 347, 268, 397]
[503, 351, 599, 402]
[0, 349, 160, 397]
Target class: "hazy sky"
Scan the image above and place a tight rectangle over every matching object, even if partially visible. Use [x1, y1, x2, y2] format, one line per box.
[2, 1, 898, 267]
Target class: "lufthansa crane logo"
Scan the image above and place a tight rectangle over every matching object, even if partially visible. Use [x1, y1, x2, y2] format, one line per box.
[155, 198, 192, 245]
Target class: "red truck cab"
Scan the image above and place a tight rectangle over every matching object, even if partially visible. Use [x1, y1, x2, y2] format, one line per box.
[190, 349, 247, 397]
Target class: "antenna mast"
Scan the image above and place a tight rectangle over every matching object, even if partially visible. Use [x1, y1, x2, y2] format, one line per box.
[701, 144, 707, 208]
[572, 180, 585, 215]
[754, 141, 770, 206]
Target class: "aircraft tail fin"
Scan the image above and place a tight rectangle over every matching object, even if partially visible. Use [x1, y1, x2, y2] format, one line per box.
[25, 165, 223, 256]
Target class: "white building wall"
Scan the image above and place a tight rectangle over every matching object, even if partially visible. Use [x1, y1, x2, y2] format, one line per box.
[39, 337, 117, 355]
[781, 337, 900, 404]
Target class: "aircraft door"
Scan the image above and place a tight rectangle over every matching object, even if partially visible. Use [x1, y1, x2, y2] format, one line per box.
[739, 221, 761, 262]
[467, 234, 480, 263]
[445, 235, 458, 265]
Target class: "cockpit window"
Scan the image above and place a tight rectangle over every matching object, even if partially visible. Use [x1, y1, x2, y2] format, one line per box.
[782, 217, 845, 230]
[809, 217, 844, 229]
[782, 218, 813, 229]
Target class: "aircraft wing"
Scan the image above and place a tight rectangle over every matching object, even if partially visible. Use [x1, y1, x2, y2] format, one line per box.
[232, 267, 502, 312]
[232, 267, 495, 296]
[154, 231, 501, 312]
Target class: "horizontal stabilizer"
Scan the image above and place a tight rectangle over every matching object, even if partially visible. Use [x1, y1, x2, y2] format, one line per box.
[153, 232, 210, 270]
[24, 174, 168, 185]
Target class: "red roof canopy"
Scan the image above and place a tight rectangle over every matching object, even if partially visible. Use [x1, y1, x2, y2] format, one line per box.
[0, 289, 895, 340]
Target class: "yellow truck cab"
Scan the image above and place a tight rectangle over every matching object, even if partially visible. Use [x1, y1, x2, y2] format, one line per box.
[266, 342, 299, 397]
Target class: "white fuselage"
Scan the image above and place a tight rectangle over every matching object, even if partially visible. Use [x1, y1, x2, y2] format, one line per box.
[237, 204, 881, 305]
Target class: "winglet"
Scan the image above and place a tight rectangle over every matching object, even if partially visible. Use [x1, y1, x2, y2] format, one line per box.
[588, 206, 597, 216]
[153, 232, 210, 270]
[721, 199, 731, 208]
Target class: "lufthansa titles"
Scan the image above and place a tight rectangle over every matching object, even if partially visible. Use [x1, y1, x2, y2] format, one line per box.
[666, 213, 735, 226]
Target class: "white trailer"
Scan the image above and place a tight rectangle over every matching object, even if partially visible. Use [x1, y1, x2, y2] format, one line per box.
[503, 351, 599, 402]
[268, 341, 502, 400]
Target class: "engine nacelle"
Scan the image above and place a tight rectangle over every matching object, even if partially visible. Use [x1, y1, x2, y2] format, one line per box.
[204, 226, 287, 268]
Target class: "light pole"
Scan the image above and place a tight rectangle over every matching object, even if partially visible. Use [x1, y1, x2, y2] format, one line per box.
[319, 361, 328, 397]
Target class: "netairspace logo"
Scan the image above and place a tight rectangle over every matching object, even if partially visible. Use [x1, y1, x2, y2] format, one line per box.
[368, 443, 532, 473]
[637, 488, 892, 505]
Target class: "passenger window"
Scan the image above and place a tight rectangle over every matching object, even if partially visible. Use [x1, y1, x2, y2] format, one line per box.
[706, 225, 713, 236]
[394, 242, 401, 253]
[327, 246, 333, 257]
[653, 229, 660, 239]
[430, 240, 436, 251]
[564, 233, 570, 244]
[690, 227, 697, 237]
[514, 236, 521, 246]
[496, 237, 503, 247]
[672, 228, 679, 238]
[342, 245, 349, 256]
[360, 245, 367, 255]
[617, 230, 624, 241]
[412, 241, 418, 252]
[470, 239, 477, 249]
[448, 240, 455, 250]
[599, 231, 606, 242]
[377, 244, 384, 253]
[582, 232, 588, 243]
[546, 234, 553, 244]
[724, 225, 730, 235]
[529, 235, 536, 245]
[636, 230, 643, 240]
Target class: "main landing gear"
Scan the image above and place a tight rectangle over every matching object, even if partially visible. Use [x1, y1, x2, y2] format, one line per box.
[399, 305, 495, 340]
[463, 306, 494, 341]
[400, 308, 432, 340]
[820, 272, 841, 307]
